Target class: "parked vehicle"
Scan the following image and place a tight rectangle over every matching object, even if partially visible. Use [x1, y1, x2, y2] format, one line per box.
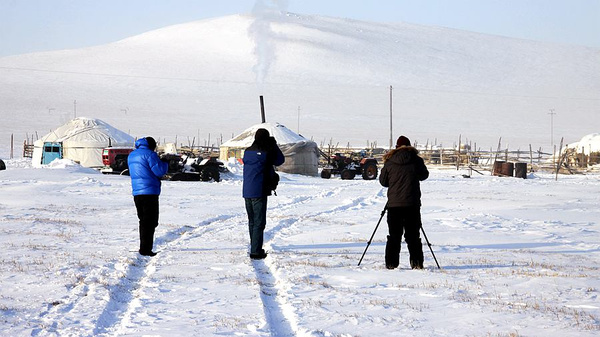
[321, 153, 378, 180]
[101, 147, 134, 174]
[160, 153, 225, 182]
[100, 145, 225, 182]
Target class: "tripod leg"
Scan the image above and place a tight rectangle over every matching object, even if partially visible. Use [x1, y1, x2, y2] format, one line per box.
[421, 227, 441, 269]
[358, 207, 387, 266]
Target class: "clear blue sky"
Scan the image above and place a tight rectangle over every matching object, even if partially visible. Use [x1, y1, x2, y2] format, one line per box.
[0, 0, 598, 57]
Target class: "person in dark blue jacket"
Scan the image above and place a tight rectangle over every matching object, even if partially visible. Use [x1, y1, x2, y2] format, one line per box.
[127, 137, 169, 256]
[242, 128, 285, 260]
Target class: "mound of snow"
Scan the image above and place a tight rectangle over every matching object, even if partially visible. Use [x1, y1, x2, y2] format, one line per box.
[567, 133, 600, 154]
[44, 158, 100, 174]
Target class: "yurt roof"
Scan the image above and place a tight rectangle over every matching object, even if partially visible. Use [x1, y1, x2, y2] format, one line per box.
[221, 122, 308, 148]
[35, 117, 134, 147]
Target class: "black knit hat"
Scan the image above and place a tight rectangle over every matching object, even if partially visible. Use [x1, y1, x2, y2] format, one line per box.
[396, 135, 411, 148]
[254, 128, 270, 141]
[145, 136, 157, 151]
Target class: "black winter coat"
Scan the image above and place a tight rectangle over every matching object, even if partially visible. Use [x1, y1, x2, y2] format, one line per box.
[379, 146, 429, 207]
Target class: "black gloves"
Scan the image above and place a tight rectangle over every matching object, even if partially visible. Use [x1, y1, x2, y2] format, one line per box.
[160, 154, 176, 162]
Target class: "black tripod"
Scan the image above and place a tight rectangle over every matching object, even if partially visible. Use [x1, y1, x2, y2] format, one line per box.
[357, 206, 387, 266]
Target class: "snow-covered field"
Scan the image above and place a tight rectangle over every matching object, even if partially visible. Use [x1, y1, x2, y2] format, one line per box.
[0, 158, 598, 336]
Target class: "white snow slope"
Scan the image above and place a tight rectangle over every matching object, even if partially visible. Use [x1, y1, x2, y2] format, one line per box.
[1, 13, 599, 156]
[0, 158, 599, 336]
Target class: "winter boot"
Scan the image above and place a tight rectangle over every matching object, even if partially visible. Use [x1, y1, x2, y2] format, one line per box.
[407, 237, 424, 269]
[139, 224, 156, 256]
[410, 259, 424, 269]
[385, 235, 400, 269]
[250, 249, 268, 260]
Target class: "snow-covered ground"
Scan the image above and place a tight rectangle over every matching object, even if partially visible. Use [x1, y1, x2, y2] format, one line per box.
[0, 158, 598, 336]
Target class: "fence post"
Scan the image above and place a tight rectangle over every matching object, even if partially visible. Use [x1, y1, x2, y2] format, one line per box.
[555, 137, 564, 181]
[529, 145, 533, 171]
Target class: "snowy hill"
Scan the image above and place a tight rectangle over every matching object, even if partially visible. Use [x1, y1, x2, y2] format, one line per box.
[1, 13, 598, 156]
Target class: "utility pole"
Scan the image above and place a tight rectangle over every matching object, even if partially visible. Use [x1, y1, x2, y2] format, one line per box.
[74, 100, 77, 119]
[389, 85, 393, 150]
[548, 109, 556, 149]
[297, 106, 301, 134]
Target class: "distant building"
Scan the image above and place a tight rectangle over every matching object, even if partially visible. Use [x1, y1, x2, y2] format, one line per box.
[32, 117, 134, 167]
[220, 122, 319, 176]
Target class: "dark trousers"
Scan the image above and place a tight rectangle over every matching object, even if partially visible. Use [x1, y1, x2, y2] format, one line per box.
[244, 196, 268, 255]
[386, 206, 424, 267]
[134, 194, 159, 253]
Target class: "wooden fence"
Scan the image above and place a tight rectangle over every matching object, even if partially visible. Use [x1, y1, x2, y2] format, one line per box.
[318, 144, 600, 175]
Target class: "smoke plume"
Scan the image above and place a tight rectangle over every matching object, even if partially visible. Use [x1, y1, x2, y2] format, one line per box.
[249, 0, 289, 89]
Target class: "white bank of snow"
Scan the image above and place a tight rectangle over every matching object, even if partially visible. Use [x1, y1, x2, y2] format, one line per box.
[0, 158, 599, 336]
[567, 133, 600, 155]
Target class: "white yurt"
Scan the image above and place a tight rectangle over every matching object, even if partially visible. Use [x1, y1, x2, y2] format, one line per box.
[220, 122, 319, 176]
[32, 117, 135, 167]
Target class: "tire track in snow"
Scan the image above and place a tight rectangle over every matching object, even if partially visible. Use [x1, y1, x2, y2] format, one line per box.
[103, 188, 341, 336]
[41, 182, 379, 336]
[97, 190, 338, 336]
[33, 212, 242, 336]
[249, 183, 385, 336]
[33, 261, 126, 336]
[267, 184, 386, 243]
[94, 212, 245, 335]
[252, 259, 302, 337]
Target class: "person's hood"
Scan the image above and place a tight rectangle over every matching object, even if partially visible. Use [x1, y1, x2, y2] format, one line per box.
[135, 138, 150, 149]
[383, 146, 419, 165]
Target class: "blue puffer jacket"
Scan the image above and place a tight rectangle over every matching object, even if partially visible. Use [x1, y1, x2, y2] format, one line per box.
[243, 143, 285, 198]
[127, 138, 169, 196]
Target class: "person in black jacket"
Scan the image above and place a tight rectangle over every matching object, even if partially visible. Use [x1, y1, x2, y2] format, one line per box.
[242, 128, 285, 260]
[379, 135, 429, 269]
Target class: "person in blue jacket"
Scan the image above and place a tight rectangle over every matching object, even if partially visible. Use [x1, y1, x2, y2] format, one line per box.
[242, 128, 285, 260]
[127, 137, 169, 256]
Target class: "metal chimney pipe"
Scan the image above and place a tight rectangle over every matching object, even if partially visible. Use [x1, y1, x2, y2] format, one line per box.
[259, 95, 266, 123]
